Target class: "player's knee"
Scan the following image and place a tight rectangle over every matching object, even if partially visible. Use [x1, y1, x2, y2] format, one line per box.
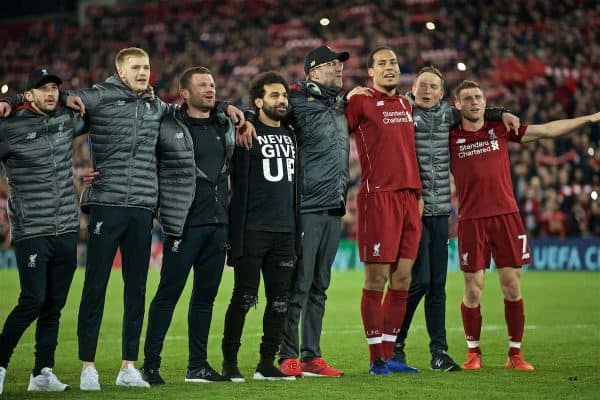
[267, 295, 289, 314]
[232, 292, 258, 311]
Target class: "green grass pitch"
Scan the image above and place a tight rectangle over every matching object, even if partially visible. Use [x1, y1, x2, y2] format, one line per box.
[0, 268, 598, 399]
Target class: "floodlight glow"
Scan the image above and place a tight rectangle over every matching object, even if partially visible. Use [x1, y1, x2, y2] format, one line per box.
[457, 62, 466, 71]
[0, 85, 7, 94]
[587, 147, 595, 156]
[320, 18, 330, 26]
[426, 22, 436, 30]
[591, 191, 598, 201]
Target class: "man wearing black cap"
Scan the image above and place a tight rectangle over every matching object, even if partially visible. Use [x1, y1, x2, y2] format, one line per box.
[277, 45, 353, 378]
[0, 68, 87, 394]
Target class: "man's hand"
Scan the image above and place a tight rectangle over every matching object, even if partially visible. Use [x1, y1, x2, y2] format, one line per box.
[226, 104, 245, 127]
[147, 86, 156, 100]
[82, 168, 99, 186]
[346, 86, 372, 101]
[502, 112, 520, 134]
[418, 197, 424, 217]
[0, 102, 12, 118]
[66, 96, 86, 117]
[236, 121, 256, 150]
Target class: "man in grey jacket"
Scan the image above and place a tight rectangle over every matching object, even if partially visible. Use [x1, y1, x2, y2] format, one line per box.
[140, 66, 236, 385]
[0, 68, 86, 394]
[277, 46, 351, 378]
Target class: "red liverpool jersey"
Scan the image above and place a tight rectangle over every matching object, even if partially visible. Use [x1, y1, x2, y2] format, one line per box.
[450, 120, 528, 221]
[345, 88, 421, 194]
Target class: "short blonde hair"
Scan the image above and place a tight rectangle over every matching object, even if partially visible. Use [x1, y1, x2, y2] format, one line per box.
[115, 47, 149, 69]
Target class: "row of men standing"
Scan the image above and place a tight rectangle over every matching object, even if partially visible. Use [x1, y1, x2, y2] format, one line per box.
[2, 42, 593, 393]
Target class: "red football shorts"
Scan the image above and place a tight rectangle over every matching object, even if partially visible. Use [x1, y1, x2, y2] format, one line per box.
[457, 212, 531, 272]
[357, 190, 422, 263]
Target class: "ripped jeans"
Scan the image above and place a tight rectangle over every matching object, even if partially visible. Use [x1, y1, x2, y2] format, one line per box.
[222, 230, 296, 364]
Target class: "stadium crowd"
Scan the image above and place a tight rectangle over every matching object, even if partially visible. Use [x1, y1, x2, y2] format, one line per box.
[0, 0, 598, 249]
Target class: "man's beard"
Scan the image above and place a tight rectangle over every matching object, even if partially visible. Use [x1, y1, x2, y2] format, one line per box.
[262, 103, 287, 121]
[32, 98, 57, 114]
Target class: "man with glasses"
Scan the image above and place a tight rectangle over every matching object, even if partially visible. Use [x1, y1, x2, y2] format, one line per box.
[277, 46, 351, 378]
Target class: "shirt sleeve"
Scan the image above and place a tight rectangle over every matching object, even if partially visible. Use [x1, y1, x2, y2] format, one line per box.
[509, 124, 528, 143]
[345, 96, 362, 134]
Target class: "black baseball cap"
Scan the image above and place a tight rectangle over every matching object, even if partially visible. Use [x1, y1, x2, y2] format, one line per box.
[27, 67, 62, 90]
[304, 45, 350, 74]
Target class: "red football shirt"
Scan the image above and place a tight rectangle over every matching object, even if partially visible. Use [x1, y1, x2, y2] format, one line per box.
[345, 88, 421, 194]
[450, 120, 527, 221]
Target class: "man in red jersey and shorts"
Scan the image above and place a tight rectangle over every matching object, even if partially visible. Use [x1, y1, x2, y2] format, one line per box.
[450, 79, 599, 371]
[346, 46, 422, 375]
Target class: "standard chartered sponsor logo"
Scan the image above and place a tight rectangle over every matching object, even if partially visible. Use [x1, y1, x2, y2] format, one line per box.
[381, 110, 413, 125]
[458, 140, 500, 158]
[257, 135, 295, 182]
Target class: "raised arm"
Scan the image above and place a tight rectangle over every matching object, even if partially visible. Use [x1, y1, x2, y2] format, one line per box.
[521, 112, 600, 143]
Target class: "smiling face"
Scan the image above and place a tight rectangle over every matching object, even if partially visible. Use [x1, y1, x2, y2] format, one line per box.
[255, 82, 289, 124]
[310, 60, 344, 91]
[368, 49, 400, 95]
[181, 73, 216, 113]
[117, 55, 150, 93]
[25, 82, 59, 114]
[412, 71, 444, 109]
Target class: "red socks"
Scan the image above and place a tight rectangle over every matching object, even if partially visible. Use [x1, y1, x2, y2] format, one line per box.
[505, 298, 525, 356]
[461, 302, 482, 354]
[361, 289, 383, 362]
[382, 289, 408, 360]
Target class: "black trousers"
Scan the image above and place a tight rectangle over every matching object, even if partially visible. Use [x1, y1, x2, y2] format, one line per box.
[0, 232, 77, 372]
[144, 224, 227, 370]
[222, 230, 296, 364]
[396, 215, 449, 354]
[77, 205, 153, 362]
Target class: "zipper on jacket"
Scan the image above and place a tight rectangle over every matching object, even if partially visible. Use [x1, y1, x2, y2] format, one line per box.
[429, 120, 436, 215]
[125, 99, 140, 206]
[43, 120, 60, 234]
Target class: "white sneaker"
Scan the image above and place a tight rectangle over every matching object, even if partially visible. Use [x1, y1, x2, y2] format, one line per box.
[0, 366, 6, 395]
[80, 366, 101, 391]
[27, 367, 69, 391]
[116, 365, 150, 388]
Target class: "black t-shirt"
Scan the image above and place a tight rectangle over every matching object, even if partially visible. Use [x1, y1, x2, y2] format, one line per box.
[186, 115, 228, 226]
[246, 121, 296, 233]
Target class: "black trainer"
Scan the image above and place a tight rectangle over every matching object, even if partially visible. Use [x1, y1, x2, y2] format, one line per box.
[253, 362, 296, 381]
[141, 367, 165, 385]
[392, 345, 407, 364]
[430, 351, 461, 372]
[185, 363, 229, 383]
[222, 363, 245, 383]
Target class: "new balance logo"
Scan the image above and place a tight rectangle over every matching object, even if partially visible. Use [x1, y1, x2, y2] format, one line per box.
[433, 358, 443, 368]
[27, 132, 37, 140]
[373, 242, 381, 257]
[41, 69, 48, 75]
[175, 132, 184, 139]
[171, 239, 182, 253]
[93, 221, 103, 235]
[28, 254, 38, 268]
[376, 100, 384, 106]
[456, 138, 466, 144]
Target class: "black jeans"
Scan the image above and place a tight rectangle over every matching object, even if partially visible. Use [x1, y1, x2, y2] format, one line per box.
[144, 224, 227, 370]
[222, 230, 295, 364]
[77, 205, 153, 362]
[0, 232, 77, 372]
[396, 215, 449, 354]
